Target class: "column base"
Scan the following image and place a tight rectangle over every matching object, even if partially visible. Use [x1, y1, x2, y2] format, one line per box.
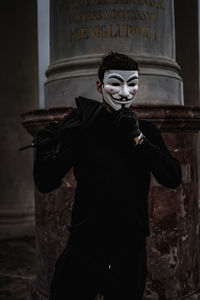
[0, 206, 35, 239]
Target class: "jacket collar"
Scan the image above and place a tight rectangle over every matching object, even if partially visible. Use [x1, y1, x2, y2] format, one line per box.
[75, 96, 102, 123]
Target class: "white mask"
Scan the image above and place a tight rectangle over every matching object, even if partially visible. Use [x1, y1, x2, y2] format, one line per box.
[102, 70, 139, 111]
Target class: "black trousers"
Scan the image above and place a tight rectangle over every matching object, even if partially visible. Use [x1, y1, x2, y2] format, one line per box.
[50, 234, 147, 300]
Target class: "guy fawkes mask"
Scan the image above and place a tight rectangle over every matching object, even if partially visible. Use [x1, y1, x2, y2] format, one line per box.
[102, 70, 139, 111]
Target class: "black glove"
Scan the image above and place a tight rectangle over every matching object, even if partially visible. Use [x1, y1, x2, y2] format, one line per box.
[113, 107, 141, 140]
[34, 122, 61, 151]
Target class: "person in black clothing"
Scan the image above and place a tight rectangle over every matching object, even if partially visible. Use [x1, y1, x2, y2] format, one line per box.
[33, 52, 182, 300]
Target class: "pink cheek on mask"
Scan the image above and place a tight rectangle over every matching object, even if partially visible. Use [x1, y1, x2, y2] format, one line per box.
[110, 89, 113, 92]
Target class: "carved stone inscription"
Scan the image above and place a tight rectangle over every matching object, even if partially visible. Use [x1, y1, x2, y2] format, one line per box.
[58, 0, 166, 42]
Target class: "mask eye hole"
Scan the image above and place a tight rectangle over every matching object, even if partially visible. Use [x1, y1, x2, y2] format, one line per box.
[111, 82, 120, 86]
[128, 82, 136, 87]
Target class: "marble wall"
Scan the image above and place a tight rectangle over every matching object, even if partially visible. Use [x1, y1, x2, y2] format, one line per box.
[22, 105, 200, 300]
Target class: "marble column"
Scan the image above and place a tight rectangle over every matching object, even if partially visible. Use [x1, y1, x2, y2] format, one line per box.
[45, 0, 183, 107]
[0, 1, 38, 239]
[22, 106, 200, 300]
[135, 105, 200, 300]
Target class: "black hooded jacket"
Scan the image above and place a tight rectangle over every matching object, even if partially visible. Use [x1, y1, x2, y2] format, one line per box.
[33, 97, 182, 246]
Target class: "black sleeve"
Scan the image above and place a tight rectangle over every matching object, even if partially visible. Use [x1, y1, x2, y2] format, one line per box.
[33, 111, 77, 194]
[33, 143, 74, 193]
[137, 121, 182, 189]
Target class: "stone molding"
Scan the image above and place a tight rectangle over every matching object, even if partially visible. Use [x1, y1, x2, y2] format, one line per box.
[0, 207, 34, 218]
[45, 54, 182, 83]
[22, 105, 200, 135]
[0, 205, 35, 239]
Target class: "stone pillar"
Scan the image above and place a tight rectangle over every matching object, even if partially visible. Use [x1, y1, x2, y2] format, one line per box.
[174, 0, 199, 106]
[45, 0, 183, 107]
[174, 0, 200, 238]
[0, 1, 38, 239]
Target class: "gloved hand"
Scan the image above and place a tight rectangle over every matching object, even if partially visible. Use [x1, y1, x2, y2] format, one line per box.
[34, 122, 61, 150]
[113, 107, 141, 140]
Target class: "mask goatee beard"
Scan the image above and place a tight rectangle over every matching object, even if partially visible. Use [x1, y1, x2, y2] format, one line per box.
[120, 97, 130, 109]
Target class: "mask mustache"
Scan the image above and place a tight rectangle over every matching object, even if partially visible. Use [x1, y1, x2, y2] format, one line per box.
[111, 95, 133, 102]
